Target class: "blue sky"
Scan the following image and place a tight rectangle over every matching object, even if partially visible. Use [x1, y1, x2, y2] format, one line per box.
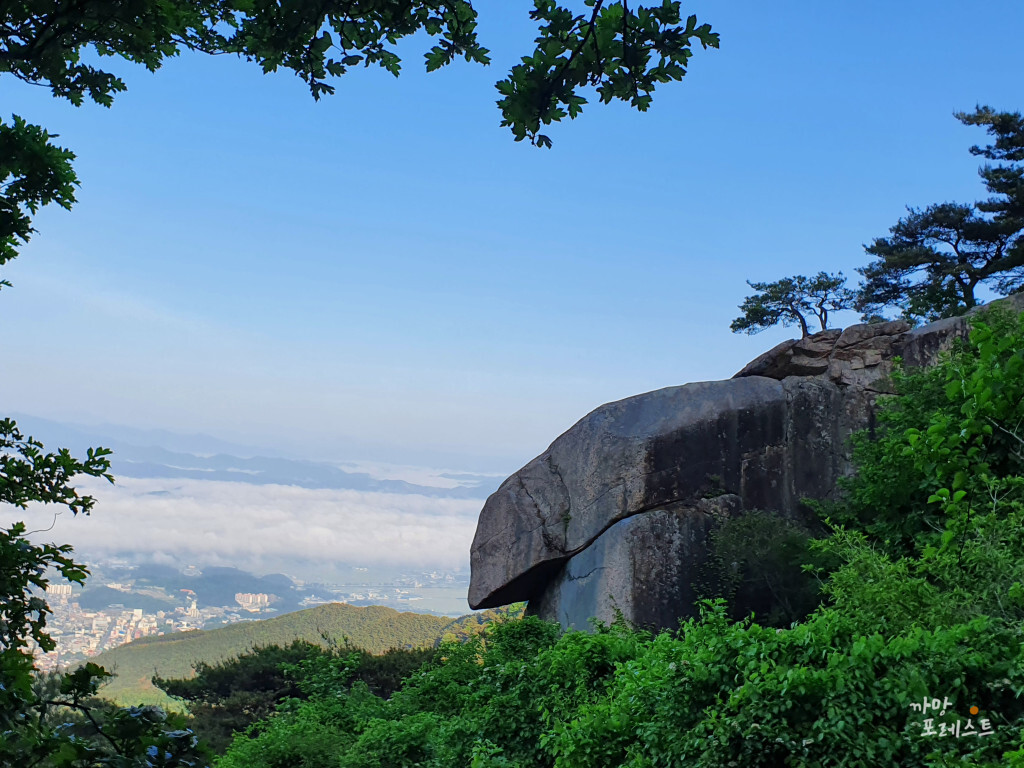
[3, 0, 1023, 473]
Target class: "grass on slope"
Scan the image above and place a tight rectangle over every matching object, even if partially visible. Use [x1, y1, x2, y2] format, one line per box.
[91, 603, 455, 707]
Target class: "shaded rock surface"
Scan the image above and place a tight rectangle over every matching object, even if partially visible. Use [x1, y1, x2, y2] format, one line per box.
[526, 496, 738, 630]
[469, 294, 1024, 627]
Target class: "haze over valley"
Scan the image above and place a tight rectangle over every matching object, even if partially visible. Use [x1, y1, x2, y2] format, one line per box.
[3, 414, 501, 667]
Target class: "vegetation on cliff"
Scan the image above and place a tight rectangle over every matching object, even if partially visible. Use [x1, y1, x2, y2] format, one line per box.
[730, 272, 855, 338]
[213, 307, 1024, 767]
[858, 108, 1024, 322]
[734, 107, 1024, 331]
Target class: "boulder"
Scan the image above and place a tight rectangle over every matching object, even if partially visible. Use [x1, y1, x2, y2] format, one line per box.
[835, 319, 911, 350]
[732, 320, 911, 385]
[469, 293, 1024, 627]
[731, 338, 797, 379]
[469, 376, 855, 610]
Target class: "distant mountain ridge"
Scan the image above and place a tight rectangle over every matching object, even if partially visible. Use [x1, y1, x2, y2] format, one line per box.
[115, 448, 493, 498]
[9, 412, 521, 476]
[10, 414, 498, 498]
[79, 564, 307, 612]
[91, 602, 495, 707]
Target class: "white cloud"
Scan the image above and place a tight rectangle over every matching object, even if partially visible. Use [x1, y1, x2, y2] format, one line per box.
[336, 460, 506, 489]
[5, 477, 481, 575]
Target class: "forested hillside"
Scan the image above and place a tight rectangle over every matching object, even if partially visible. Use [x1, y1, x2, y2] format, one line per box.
[90, 603, 472, 706]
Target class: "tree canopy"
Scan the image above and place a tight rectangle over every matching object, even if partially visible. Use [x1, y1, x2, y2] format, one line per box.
[1, 0, 716, 135]
[960, 106, 1024, 223]
[731, 108, 1024, 333]
[730, 272, 854, 338]
[1, 0, 718, 282]
[856, 107, 1024, 322]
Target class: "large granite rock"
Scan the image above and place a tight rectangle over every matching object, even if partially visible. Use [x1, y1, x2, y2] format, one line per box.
[469, 375, 856, 610]
[469, 293, 1024, 627]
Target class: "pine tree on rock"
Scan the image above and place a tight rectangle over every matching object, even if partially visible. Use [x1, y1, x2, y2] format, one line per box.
[856, 107, 1024, 322]
[731, 272, 854, 338]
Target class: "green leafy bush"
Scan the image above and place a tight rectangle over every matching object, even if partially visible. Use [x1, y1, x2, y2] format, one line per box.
[216, 604, 1024, 767]
[697, 509, 828, 627]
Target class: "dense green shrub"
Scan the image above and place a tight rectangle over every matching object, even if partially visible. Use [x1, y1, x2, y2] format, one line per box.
[154, 641, 436, 754]
[833, 306, 1024, 554]
[697, 509, 829, 627]
[216, 606, 1024, 767]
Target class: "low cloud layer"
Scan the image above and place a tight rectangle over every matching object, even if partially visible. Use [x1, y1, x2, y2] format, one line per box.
[9, 476, 482, 577]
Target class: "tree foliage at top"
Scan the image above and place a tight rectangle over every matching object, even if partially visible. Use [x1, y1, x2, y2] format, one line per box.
[0, 116, 77, 277]
[730, 271, 854, 338]
[0, 0, 718, 281]
[857, 107, 1024, 322]
[1, 0, 716, 136]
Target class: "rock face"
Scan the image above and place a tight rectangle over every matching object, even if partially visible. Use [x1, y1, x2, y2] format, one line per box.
[468, 294, 1024, 629]
[527, 496, 739, 630]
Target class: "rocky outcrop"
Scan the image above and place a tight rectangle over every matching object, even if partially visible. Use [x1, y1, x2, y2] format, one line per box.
[468, 294, 1024, 628]
[734, 319, 911, 387]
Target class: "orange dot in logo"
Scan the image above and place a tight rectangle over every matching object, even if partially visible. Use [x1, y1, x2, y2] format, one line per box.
[970, 706, 979, 715]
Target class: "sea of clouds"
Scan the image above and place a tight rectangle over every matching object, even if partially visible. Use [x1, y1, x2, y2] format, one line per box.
[10, 475, 482, 579]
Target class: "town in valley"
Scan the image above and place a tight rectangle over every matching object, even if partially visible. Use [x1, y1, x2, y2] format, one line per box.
[34, 560, 470, 672]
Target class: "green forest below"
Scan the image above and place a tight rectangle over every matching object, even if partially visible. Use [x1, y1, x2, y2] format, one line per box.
[89, 603, 497, 708]
[188, 305, 1024, 767]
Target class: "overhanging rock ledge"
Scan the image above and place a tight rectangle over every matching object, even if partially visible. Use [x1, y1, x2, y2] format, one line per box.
[469, 294, 1024, 630]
